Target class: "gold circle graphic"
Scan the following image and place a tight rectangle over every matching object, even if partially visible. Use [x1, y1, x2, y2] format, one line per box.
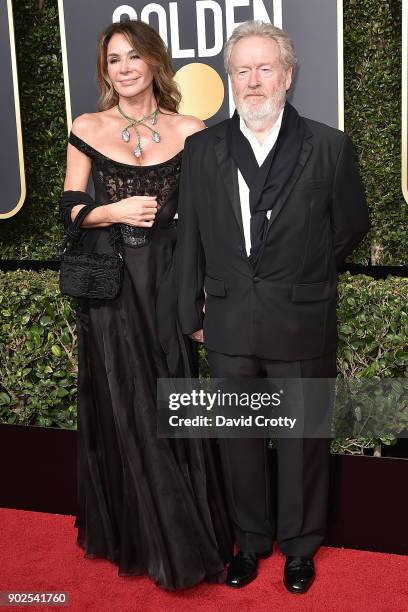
[174, 63, 225, 120]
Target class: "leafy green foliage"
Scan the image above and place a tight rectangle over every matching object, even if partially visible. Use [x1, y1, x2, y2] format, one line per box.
[1, 271, 407, 457]
[0, 0, 406, 262]
[0, 270, 77, 428]
[344, 0, 407, 264]
[0, 0, 66, 259]
[334, 272, 408, 452]
[337, 273, 408, 377]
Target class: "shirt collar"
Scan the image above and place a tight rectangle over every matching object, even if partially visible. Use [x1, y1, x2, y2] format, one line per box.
[239, 107, 284, 147]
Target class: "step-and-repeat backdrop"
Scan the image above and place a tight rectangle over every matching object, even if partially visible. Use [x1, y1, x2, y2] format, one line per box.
[401, 0, 408, 205]
[58, 0, 344, 130]
[14, 0, 408, 220]
[0, 0, 25, 219]
[0, 0, 344, 220]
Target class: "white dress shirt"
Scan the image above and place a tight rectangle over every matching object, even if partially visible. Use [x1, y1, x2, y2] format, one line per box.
[238, 109, 284, 256]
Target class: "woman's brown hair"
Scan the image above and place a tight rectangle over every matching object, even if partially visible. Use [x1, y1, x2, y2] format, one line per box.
[96, 20, 181, 113]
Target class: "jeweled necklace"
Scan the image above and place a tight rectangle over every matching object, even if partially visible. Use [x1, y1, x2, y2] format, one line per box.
[117, 103, 160, 158]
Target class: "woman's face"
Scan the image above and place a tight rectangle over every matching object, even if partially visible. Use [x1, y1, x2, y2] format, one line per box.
[106, 33, 154, 99]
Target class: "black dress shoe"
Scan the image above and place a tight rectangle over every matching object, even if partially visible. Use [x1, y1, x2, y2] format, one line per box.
[283, 556, 315, 594]
[226, 551, 262, 588]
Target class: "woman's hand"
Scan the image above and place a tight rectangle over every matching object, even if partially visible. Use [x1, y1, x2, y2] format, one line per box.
[109, 195, 158, 227]
[190, 329, 204, 343]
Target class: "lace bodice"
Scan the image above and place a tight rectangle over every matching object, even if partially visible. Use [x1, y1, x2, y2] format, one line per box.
[68, 132, 182, 247]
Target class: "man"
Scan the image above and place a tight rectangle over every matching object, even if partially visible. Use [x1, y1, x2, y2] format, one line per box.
[176, 21, 369, 593]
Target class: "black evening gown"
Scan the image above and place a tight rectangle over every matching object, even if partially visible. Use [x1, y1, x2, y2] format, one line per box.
[65, 133, 233, 590]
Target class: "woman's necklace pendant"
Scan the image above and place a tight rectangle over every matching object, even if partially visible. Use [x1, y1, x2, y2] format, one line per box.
[117, 104, 161, 158]
[122, 128, 130, 143]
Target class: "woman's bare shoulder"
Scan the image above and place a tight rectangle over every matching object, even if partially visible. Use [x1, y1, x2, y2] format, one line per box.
[71, 112, 108, 138]
[178, 115, 207, 138]
[172, 113, 206, 138]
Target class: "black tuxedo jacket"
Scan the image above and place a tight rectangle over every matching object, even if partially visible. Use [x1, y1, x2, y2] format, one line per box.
[176, 115, 370, 361]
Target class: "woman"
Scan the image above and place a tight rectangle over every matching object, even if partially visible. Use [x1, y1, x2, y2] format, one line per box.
[61, 20, 232, 590]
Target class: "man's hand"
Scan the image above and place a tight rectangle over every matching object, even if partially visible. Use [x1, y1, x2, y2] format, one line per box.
[190, 329, 204, 343]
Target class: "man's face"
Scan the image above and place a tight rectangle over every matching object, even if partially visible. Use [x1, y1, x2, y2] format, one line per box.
[229, 35, 292, 123]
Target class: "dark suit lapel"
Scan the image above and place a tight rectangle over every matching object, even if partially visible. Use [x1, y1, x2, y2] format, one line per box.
[214, 130, 245, 239]
[213, 119, 313, 259]
[264, 132, 313, 238]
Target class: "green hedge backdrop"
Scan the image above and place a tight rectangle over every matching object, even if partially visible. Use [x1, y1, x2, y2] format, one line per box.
[0, 0, 407, 262]
[1, 271, 407, 456]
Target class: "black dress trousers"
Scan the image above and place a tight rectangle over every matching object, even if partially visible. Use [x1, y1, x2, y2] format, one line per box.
[207, 350, 336, 557]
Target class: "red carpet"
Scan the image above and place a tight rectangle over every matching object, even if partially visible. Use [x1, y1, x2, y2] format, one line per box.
[1, 508, 407, 612]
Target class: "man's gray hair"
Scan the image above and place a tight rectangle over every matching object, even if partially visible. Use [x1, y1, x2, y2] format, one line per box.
[224, 20, 297, 74]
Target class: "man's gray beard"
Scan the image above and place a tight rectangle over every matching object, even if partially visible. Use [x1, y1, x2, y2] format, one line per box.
[234, 87, 286, 126]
